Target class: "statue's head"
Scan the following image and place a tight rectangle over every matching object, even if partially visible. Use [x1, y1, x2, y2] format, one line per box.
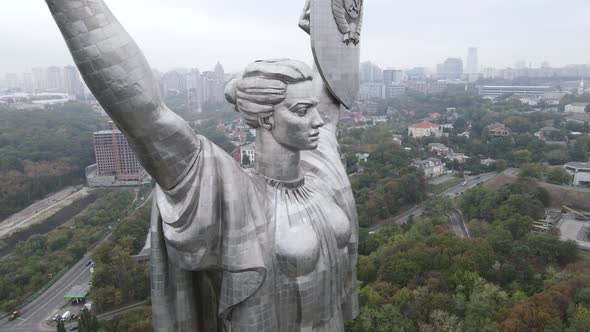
[225, 59, 324, 151]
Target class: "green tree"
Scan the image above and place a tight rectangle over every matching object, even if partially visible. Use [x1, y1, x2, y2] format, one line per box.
[547, 167, 572, 185]
[519, 163, 543, 179]
[512, 150, 532, 166]
[495, 159, 508, 172]
[570, 305, 590, 331]
[420, 310, 464, 332]
[57, 320, 66, 332]
[78, 309, 99, 332]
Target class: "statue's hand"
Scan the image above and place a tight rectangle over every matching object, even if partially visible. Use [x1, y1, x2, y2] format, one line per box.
[298, 0, 310, 35]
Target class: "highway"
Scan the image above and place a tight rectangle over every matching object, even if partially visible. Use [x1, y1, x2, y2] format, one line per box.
[369, 172, 497, 232]
[0, 254, 92, 332]
[0, 186, 93, 240]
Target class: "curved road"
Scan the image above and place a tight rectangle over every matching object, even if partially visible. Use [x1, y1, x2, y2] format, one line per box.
[0, 254, 92, 332]
[369, 172, 497, 232]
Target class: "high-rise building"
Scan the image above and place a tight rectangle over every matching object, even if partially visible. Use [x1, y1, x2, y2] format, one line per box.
[32, 67, 47, 91]
[214, 61, 225, 81]
[63, 65, 84, 97]
[437, 58, 463, 79]
[360, 61, 382, 82]
[93, 122, 146, 182]
[186, 68, 203, 113]
[383, 69, 403, 85]
[483, 67, 497, 79]
[46, 66, 64, 92]
[161, 70, 187, 97]
[202, 63, 227, 103]
[22, 73, 34, 93]
[466, 47, 478, 74]
[406, 67, 426, 81]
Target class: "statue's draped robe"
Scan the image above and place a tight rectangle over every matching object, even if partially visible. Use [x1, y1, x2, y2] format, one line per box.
[151, 128, 358, 331]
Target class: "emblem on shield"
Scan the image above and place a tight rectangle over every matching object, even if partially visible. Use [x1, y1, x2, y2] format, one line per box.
[332, 0, 364, 45]
[311, 0, 362, 109]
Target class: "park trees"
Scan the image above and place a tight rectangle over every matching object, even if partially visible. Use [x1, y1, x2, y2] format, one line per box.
[547, 167, 572, 185]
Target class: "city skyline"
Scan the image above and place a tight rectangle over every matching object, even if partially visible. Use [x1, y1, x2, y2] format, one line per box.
[2, 0, 590, 76]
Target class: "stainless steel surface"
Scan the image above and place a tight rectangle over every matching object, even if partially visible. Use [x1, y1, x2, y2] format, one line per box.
[45, 1, 360, 331]
[310, 0, 362, 109]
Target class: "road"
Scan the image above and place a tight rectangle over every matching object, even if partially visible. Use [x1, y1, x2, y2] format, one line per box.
[0, 187, 149, 332]
[369, 172, 498, 232]
[0, 254, 93, 332]
[0, 186, 93, 240]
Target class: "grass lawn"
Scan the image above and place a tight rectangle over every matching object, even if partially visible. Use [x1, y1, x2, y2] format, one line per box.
[430, 177, 463, 195]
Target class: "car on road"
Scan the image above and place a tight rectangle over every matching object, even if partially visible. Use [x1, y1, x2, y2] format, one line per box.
[61, 311, 72, 321]
[85, 260, 93, 267]
[82, 303, 92, 312]
[52, 314, 61, 321]
[8, 310, 21, 321]
[462, 181, 467, 186]
[69, 325, 79, 331]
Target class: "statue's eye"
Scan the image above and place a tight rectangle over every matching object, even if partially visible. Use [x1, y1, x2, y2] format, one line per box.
[292, 107, 308, 117]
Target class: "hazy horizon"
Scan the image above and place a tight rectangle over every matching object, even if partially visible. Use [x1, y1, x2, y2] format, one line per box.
[1, 0, 590, 75]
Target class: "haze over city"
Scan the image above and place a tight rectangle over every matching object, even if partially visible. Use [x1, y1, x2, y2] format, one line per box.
[2, 0, 590, 75]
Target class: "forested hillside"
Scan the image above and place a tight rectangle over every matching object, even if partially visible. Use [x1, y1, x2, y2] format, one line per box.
[347, 181, 590, 331]
[0, 103, 104, 219]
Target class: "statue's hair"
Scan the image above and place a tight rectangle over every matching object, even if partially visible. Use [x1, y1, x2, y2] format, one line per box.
[225, 59, 313, 128]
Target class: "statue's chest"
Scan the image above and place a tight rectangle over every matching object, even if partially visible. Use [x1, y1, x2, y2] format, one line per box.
[267, 184, 351, 278]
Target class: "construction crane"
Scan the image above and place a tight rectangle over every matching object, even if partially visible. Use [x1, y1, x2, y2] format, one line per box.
[562, 206, 590, 221]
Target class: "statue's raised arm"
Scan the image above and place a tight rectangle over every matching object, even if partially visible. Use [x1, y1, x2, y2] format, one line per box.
[45, 0, 200, 190]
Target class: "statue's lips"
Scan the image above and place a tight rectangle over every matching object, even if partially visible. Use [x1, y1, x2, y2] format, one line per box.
[309, 132, 320, 141]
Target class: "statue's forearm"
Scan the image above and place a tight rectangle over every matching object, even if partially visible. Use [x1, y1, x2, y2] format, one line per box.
[46, 0, 200, 189]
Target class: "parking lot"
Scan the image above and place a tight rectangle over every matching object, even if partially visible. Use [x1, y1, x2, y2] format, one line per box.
[558, 214, 590, 251]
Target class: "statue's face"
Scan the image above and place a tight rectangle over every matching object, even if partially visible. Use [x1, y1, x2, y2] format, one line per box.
[269, 81, 324, 151]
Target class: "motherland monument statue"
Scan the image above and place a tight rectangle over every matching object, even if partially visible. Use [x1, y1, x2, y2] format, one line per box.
[45, 0, 364, 330]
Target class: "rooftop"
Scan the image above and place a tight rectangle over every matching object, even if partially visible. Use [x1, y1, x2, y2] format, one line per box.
[565, 162, 590, 169]
[64, 284, 90, 299]
[409, 120, 439, 129]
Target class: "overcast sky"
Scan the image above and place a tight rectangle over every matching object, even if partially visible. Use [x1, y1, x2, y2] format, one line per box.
[2, 0, 590, 75]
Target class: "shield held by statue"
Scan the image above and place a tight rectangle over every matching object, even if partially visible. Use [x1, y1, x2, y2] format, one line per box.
[311, 0, 363, 109]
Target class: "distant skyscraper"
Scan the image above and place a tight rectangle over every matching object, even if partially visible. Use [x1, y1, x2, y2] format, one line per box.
[214, 61, 225, 81]
[32, 67, 47, 91]
[437, 58, 463, 79]
[63, 65, 84, 97]
[186, 68, 203, 113]
[360, 61, 382, 82]
[406, 67, 426, 81]
[483, 67, 497, 79]
[93, 122, 146, 181]
[22, 73, 34, 93]
[46, 66, 64, 92]
[466, 47, 478, 74]
[161, 70, 187, 96]
[383, 69, 403, 85]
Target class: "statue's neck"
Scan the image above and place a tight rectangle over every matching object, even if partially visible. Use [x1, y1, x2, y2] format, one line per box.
[254, 129, 302, 183]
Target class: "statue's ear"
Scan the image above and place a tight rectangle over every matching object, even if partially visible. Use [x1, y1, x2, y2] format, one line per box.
[259, 116, 273, 130]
